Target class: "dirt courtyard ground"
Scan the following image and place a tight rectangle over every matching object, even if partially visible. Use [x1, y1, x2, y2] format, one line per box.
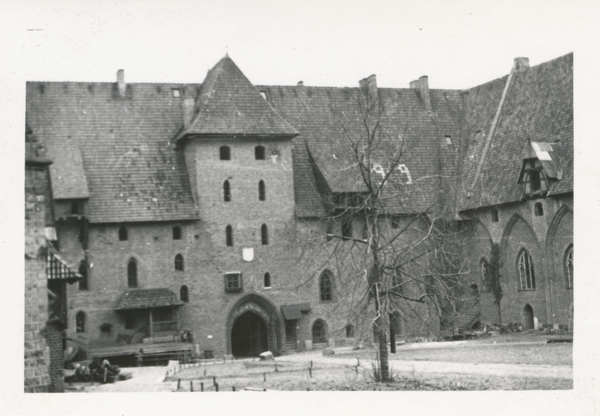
[72, 331, 573, 392]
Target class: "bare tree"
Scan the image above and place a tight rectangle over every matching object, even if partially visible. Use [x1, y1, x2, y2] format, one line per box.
[297, 83, 469, 381]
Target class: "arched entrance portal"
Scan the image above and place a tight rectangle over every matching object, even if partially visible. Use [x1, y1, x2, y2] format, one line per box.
[226, 293, 282, 357]
[231, 312, 268, 357]
[523, 304, 534, 330]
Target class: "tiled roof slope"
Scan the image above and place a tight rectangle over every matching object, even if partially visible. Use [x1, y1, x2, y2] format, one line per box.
[180, 56, 299, 138]
[26, 82, 200, 223]
[116, 288, 184, 310]
[259, 85, 463, 216]
[459, 53, 573, 210]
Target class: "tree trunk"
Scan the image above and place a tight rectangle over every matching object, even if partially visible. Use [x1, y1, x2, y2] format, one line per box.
[372, 281, 390, 381]
[389, 313, 396, 354]
[376, 316, 389, 380]
[370, 211, 390, 382]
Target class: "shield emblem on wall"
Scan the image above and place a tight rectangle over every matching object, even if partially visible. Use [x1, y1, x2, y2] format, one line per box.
[243, 248, 254, 262]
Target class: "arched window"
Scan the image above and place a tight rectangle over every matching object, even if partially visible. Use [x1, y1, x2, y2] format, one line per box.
[480, 258, 489, 292]
[119, 225, 128, 241]
[565, 245, 573, 289]
[264, 272, 271, 288]
[319, 270, 333, 301]
[534, 202, 544, 216]
[75, 312, 85, 333]
[223, 180, 231, 202]
[180, 285, 189, 302]
[258, 180, 266, 201]
[312, 320, 327, 344]
[78, 264, 88, 290]
[261, 224, 269, 245]
[173, 226, 182, 240]
[345, 324, 355, 338]
[226, 225, 233, 247]
[491, 208, 499, 223]
[517, 249, 536, 290]
[174, 254, 184, 271]
[255, 145, 265, 160]
[127, 259, 138, 288]
[220, 145, 231, 160]
[521, 159, 549, 197]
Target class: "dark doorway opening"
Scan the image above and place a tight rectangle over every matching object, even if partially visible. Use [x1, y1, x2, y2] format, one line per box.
[231, 312, 268, 358]
[523, 304, 534, 330]
[285, 320, 297, 351]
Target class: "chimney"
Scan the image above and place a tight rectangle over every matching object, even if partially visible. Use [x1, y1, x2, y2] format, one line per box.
[410, 76, 431, 111]
[117, 69, 126, 97]
[297, 81, 304, 86]
[359, 74, 378, 103]
[514, 57, 529, 72]
[182, 98, 195, 128]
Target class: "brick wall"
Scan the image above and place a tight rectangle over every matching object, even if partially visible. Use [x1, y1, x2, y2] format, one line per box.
[464, 194, 573, 328]
[24, 165, 51, 392]
[60, 134, 573, 358]
[65, 136, 365, 356]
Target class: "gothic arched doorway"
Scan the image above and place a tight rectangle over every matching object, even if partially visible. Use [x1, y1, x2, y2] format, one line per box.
[523, 304, 534, 330]
[231, 312, 268, 357]
[225, 293, 282, 356]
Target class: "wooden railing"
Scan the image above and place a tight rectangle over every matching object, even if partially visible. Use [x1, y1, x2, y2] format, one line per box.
[152, 320, 178, 333]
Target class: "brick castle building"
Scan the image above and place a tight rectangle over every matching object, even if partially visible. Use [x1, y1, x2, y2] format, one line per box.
[24, 53, 573, 368]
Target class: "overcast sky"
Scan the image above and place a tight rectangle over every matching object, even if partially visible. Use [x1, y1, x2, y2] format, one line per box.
[4, 0, 591, 90]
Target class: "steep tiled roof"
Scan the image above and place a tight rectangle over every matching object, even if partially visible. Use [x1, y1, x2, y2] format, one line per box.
[459, 53, 573, 210]
[27, 54, 571, 222]
[260, 85, 463, 216]
[26, 82, 200, 223]
[177, 56, 299, 139]
[116, 288, 184, 310]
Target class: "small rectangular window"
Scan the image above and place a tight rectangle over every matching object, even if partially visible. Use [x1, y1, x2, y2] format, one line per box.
[491, 209, 499, 223]
[172, 88, 181, 98]
[444, 135, 454, 147]
[224, 272, 243, 292]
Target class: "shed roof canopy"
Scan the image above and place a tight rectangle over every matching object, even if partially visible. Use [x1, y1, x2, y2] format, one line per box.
[281, 303, 311, 320]
[117, 288, 184, 310]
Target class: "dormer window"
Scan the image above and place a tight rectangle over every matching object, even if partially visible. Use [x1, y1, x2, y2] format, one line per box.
[172, 88, 181, 98]
[518, 141, 560, 199]
[71, 201, 82, 215]
[259, 91, 267, 100]
[444, 135, 454, 147]
[518, 158, 549, 198]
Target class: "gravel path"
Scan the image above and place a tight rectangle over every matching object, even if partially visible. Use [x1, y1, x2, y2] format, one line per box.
[76, 341, 572, 392]
[280, 349, 573, 379]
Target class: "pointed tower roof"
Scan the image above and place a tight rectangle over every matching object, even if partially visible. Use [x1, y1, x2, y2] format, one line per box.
[176, 56, 299, 141]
